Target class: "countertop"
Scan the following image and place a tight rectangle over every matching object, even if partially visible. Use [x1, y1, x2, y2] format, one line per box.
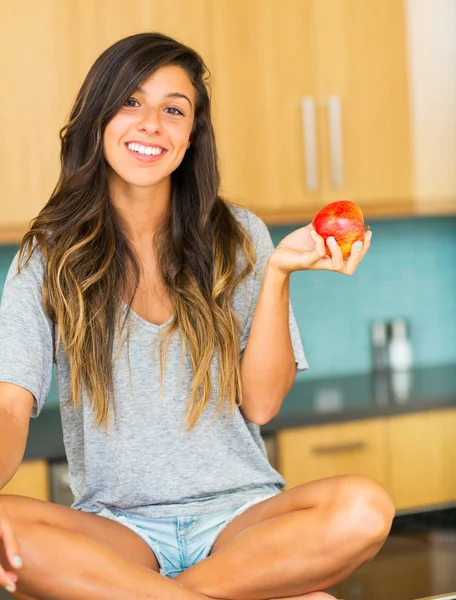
[25, 363, 456, 461]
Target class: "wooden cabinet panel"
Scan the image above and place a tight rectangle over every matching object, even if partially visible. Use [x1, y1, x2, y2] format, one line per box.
[209, 0, 321, 218]
[1, 0, 454, 242]
[276, 418, 389, 490]
[0, 0, 75, 231]
[387, 409, 456, 510]
[0, 0, 211, 240]
[276, 408, 456, 510]
[313, 0, 412, 207]
[0, 460, 50, 501]
[67, 0, 212, 87]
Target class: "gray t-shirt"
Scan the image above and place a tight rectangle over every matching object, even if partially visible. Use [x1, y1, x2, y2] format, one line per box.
[0, 206, 307, 517]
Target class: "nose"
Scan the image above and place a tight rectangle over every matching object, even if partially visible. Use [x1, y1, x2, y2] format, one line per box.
[136, 106, 162, 134]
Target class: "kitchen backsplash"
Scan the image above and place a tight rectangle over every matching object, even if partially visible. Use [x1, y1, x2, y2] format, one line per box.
[270, 215, 456, 380]
[0, 215, 455, 409]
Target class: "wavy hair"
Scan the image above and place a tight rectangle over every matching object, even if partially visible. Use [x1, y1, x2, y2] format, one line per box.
[18, 32, 255, 430]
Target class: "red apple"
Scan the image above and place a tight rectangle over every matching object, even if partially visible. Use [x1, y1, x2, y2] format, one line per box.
[312, 200, 367, 259]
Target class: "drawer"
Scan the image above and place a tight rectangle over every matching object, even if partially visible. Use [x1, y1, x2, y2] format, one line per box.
[277, 418, 389, 490]
[0, 459, 49, 501]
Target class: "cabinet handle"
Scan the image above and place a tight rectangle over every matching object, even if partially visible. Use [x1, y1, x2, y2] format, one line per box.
[327, 95, 344, 188]
[301, 96, 318, 190]
[311, 441, 366, 454]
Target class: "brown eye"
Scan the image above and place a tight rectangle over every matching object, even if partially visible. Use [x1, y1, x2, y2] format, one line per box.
[124, 97, 140, 107]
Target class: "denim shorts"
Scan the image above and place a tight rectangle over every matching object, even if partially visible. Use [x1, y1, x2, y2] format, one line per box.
[96, 493, 277, 578]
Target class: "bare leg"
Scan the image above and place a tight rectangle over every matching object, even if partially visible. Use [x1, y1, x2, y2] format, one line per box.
[6, 520, 208, 600]
[0, 495, 340, 600]
[176, 475, 395, 600]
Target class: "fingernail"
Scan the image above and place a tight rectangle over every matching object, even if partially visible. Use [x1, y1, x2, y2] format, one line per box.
[357, 241, 363, 251]
[5, 585, 15, 593]
[366, 231, 372, 240]
[12, 556, 22, 568]
[328, 237, 336, 245]
[310, 228, 317, 236]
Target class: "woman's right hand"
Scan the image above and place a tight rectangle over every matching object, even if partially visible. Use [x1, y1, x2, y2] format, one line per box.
[0, 503, 22, 593]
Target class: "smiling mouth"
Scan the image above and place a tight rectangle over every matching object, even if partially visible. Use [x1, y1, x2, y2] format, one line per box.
[125, 144, 168, 164]
[125, 142, 167, 156]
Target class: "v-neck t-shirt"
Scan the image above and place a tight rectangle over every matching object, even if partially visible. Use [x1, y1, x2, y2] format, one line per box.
[0, 206, 307, 517]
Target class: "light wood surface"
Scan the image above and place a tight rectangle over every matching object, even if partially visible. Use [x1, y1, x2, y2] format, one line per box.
[209, 0, 322, 215]
[276, 408, 456, 511]
[0, 0, 211, 240]
[0, 0, 75, 230]
[0, 460, 50, 501]
[1, 0, 455, 243]
[313, 0, 412, 207]
[277, 418, 389, 490]
[387, 409, 456, 510]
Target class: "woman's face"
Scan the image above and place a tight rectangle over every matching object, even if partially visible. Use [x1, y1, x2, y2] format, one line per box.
[103, 65, 196, 191]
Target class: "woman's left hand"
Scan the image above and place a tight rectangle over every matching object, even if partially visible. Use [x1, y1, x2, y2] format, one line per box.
[268, 224, 372, 276]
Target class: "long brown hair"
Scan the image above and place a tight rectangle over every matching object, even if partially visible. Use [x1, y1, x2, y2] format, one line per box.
[18, 32, 255, 430]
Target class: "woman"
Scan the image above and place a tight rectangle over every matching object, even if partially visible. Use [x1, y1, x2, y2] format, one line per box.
[0, 32, 392, 600]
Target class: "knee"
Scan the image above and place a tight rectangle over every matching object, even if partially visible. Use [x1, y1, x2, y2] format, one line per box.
[330, 475, 395, 546]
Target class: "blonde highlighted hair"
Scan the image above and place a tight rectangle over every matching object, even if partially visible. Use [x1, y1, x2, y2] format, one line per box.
[19, 32, 255, 430]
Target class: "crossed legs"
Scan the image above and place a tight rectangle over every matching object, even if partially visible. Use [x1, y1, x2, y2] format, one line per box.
[0, 474, 394, 600]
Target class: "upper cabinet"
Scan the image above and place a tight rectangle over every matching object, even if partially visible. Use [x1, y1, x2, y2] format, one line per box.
[0, 0, 76, 242]
[0, 0, 455, 243]
[208, 0, 321, 219]
[312, 0, 413, 211]
[209, 0, 456, 223]
[0, 0, 211, 243]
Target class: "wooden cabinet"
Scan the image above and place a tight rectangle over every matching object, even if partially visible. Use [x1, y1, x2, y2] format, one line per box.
[210, 0, 455, 221]
[0, 0, 211, 243]
[0, 0, 75, 241]
[277, 418, 389, 490]
[209, 0, 321, 218]
[276, 408, 456, 512]
[387, 409, 456, 510]
[0, 459, 50, 501]
[1, 1, 455, 244]
[209, 0, 419, 223]
[313, 0, 412, 209]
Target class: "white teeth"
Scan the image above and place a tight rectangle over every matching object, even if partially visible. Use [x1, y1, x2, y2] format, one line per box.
[127, 143, 164, 156]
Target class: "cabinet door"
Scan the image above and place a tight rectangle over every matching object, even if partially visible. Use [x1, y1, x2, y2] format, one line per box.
[313, 0, 413, 209]
[0, 0, 211, 242]
[68, 0, 212, 87]
[209, 0, 321, 220]
[387, 409, 456, 510]
[0, 0, 75, 236]
[276, 418, 389, 490]
[0, 460, 50, 501]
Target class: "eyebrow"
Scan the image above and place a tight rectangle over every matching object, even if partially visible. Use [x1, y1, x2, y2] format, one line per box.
[136, 86, 193, 109]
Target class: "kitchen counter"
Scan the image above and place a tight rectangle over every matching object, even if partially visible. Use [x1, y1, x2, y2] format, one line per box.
[262, 362, 456, 433]
[25, 363, 456, 461]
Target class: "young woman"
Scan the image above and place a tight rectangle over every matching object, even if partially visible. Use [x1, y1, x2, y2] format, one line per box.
[0, 32, 392, 600]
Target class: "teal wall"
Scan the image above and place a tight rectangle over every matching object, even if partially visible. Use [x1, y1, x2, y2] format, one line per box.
[1, 215, 455, 407]
[270, 216, 456, 380]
